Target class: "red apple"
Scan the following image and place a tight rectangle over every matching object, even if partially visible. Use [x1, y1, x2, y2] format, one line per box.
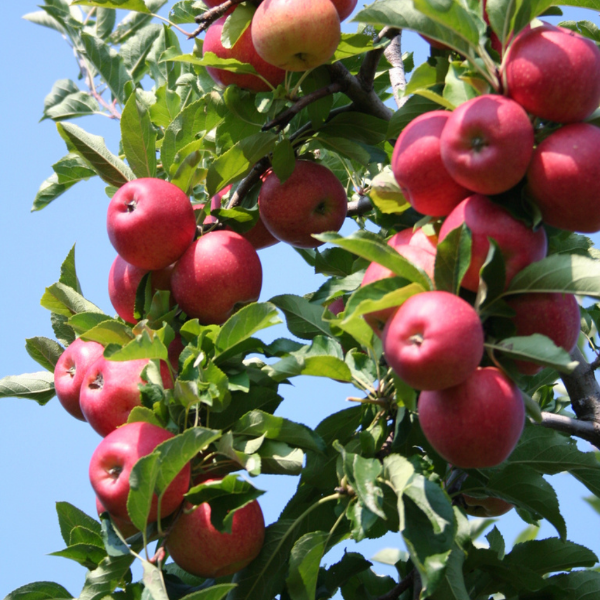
[53, 338, 104, 421]
[392, 110, 471, 217]
[89, 421, 190, 524]
[328, 297, 345, 316]
[171, 230, 263, 325]
[392, 227, 438, 254]
[168, 334, 186, 373]
[258, 161, 348, 248]
[251, 0, 341, 71]
[440, 94, 534, 196]
[108, 256, 173, 324]
[79, 357, 173, 437]
[505, 292, 580, 375]
[361, 240, 436, 337]
[526, 123, 600, 233]
[107, 178, 197, 271]
[96, 497, 139, 538]
[504, 23, 600, 124]
[438, 194, 547, 292]
[462, 495, 514, 517]
[382, 291, 484, 390]
[203, 8, 286, 92]
[331, 0, 357, 21]
[166, 487, 265, 577]
[419, 367, 525, 469]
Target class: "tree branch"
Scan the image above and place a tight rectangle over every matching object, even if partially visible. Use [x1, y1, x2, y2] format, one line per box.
[539, 411, 600, 448]
[357, 27, 399, 90]
[376, 570, 415, 600]
[347, 196, 373, 217]
[262, 82, 342, 132]
[226, 157, 270, 209]
[561, 346, 600, 423]
[383, 30, 407, 109]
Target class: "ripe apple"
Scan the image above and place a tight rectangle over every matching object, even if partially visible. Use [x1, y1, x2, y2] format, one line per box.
[258, 161, 348, 248]
[96, 497, 139, 538]
[361, 240, 436, 337]
[440, 94, 534, 196]
[419, 367, 525, 469]
[526, 123, 600, 233]
[505, 292, 581, 375]
[382, 291, 484, 390]
[203, 8, 285, 92]
[462, 495, 514, 517]
[107, 178, 197, 271]
[438, 194, 547, 292]
[391, 227, 438, 254]
[251, 0, 341, 71]
[53, 338, 104, 421]
[328, 297, 345, 316]
[79, 357, 173, 437]
[108, 255, 174, 324]
[503, 23, 600, 124]
[392, 110, 471, 216]
[166, 487, 265, 577]
[171, 229, 263, 325]
[89, 421, 190, 524]
[331, 0, 357, 21]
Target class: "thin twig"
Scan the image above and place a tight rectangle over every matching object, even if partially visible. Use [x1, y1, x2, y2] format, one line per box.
[226, 157, 270, 210]
[347, 196, 373, 217]
[262, 82, 342, 132]
[358, 27, 400, 91]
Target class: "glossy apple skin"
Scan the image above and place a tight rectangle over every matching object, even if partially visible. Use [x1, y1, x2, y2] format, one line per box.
[504, 24, 600, 124]
[259, 161, 348, 248]
[392, 111, 471, 216]
[382, 291, 484, 390]
[166, 495, 265, 577]
[331, 0, 357, 20]
[526, 123, 600, 233]
[439, 194, 547, 292]
[79, 357, 173, 437]
[440, 95, 534, 196]
[462, 495, 514, 517]
[419, 367, 525, 469]
[53, 338, 105, 421]
[251, 0, 341, 71]
[89, 422, 190, 524]
[108, 256, 173, 324]
[107, 178, 197, 271]
[362, 240, 436, 337]
[96, 497, 139, 538]
[506, 293, 580, 375]
[392, 227, 438, 254]
[171, 230, 262, 325]
[203, 9, 285, 92]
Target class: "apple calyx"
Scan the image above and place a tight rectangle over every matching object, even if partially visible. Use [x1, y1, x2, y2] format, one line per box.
[89, 373, 104, 390]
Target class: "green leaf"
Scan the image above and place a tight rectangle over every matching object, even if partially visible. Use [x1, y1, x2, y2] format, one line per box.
[430, 546, 470, 600]
[302, 67, 333, 129]
[79, 319, 134, 346]
[142, 560, 169, 600]
[506, 538, 597, 575]
[25, 337, 64, 372]
[56, 122, 135, 188]
[148, 25, 183, 90]
[485, 463, 566, 540]
[4, 582, 73, 600]
[318, 112, 388, 145]
[73, 0, 151, 11]
[127, 451, 160, 532]
[539, 570, 600, 599]
[505, 253, 600, 298]
[329, 32, 381, 62]
[185, 475, 264, 533]
[32, 174, 76, 212]
[41, 282, 104, 317]
[56, 502, 102, 546]
[50, 543, 107, 570]
[221, 3, 253, 48]
[67, 312, 113, 334]
[23, 10, 68, 35]
[104, 329, 168, 362]
[285, 532, 329, 600]
[96, 8, 116, 39]
[207, 131, 277, 196]
[233, 410, 326, 454]
[121, 91, 157, 178]
[434, 223, 472, 294]
[178, 584, 238, 600]
[486, 334, 579, 373]
[81, 32, 134, 105]
[169, 1, 206, 25]
[315, 230, 433, 290]
[404, 61, 445, 96]
[59, 244, 82, 294]
[315, 136, 373, 166]
[444, 61, 479, 107]
[42, 79, 100, 121]
[78, 554, 135, 600]
[0, 372, 55, 405]
[271, 139, 296, 183]
[270, 294, 332, 340]
[121, 24, 163, 82]
[258, 440, 304, 476]
[215, 302, 282, 361]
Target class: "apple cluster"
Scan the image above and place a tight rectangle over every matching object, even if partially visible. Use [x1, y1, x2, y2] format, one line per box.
[202, 0, 357, 92]
[355, 22, 598, 471]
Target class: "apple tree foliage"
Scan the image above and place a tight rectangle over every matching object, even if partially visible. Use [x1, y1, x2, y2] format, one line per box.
[6, 0, 600, 599]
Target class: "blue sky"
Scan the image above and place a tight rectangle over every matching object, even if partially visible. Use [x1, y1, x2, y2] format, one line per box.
[1, 2, 600, 597]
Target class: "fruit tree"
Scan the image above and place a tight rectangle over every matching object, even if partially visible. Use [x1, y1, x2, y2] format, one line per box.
[4, 0, 600, 599]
